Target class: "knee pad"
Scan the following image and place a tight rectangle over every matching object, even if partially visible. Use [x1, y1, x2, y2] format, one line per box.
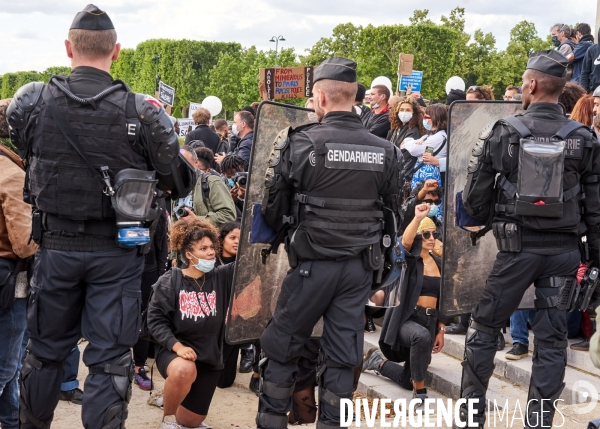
[89, 351, 134, 429]
[457, 320, 500, 426]
[316, 353, 354, 422]
[525, 382, 565, 428]
[256, 354, 296, 429]
[19, 352, 65, 429]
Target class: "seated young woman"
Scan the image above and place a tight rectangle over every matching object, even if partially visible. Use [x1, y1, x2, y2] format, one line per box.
[363, 203, 445, 404]
[148, 218, 235, 429]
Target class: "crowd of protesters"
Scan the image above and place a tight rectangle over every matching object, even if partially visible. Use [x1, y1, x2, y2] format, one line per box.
[1, 16, 600, 429]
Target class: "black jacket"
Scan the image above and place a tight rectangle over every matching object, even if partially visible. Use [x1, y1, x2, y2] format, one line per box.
[234, 131, 254, 164]
[463, 102, 600, 258]
[365, 107, 391, 138]
[147, 265, 234, 370]
[379, 236, 443, 362]
[387, 124, 423, 148]
[185, 125, 221, 154]
[262, 111, 400, 260]
[355, 104, 373, 127]
[581, 29, 600, 92]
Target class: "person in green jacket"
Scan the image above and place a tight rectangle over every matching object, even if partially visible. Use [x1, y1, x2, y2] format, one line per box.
[171, 146, 237, 265]
[177, 146, 236, 227]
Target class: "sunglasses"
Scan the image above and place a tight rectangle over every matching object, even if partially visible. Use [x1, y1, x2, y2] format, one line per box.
[423, 198, 441, 206]
[468, 86, 485, 96]
[421, 231, 440, 240]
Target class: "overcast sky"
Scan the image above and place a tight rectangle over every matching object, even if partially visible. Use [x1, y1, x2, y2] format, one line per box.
[0, 0, 595, 74]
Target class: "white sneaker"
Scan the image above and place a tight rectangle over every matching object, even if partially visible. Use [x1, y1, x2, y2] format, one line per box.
[148, 390, 164, 409]
[159, 419, 181, 429]
[180, 423, 213, 429]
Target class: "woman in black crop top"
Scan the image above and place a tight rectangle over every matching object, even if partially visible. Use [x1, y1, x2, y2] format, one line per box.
[363, 203, 445, 405]
[148, 218, 235, 429]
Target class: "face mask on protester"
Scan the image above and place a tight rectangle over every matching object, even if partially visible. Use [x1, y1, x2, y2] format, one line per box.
[552, 36, 560, 47]
[187, 253, 216, 273]
[372, 95, 383, 110]
[428, 205, 439, 218]
[232, 124, 239, 136]
[423, 120, 432, 131]
[398, 112, 413, 124]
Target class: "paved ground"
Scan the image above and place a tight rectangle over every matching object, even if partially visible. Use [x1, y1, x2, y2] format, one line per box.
[49, 342, 600, 428]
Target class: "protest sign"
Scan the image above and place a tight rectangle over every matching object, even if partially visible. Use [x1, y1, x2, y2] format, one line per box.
[177, 119, 195, 137]
[400, 71, 423, 92]
[398, 54, 414, 76]
[188, 102, 202, 119]
[158, 81, 175, 106]
[259, 66, 315, 100]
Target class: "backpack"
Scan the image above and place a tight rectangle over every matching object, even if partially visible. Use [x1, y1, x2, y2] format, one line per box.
[199, 170, 243, 220]
[496, 115, 587, 225]
[140, 267, 182, 343]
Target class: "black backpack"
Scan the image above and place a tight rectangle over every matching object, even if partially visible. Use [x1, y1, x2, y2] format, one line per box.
[140, 267, 182, 343]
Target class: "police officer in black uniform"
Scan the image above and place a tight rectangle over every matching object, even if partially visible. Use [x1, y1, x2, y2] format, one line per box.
[6, 5, 195, 429]
[458, 50, 600, 428]
[256, 57, 401, 429]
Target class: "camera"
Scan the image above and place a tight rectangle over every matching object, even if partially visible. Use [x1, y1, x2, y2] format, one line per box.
[174, 194, 194, 219]
[233, 172, 248, 188]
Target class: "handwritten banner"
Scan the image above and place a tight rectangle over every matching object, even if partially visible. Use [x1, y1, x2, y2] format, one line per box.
[260, 66, 315, 100]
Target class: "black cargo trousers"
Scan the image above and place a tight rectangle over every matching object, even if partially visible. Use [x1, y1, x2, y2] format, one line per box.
[459, 249, 580, 428]
[20, 247, 143, 429]
[257, 258, 372, 429]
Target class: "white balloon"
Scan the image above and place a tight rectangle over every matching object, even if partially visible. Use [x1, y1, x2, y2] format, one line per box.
[201, 96, 223, 117]
[445, 76, 465, 95]
[371, 76, 393, 93]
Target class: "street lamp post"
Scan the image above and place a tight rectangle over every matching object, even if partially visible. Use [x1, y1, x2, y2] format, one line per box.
[269, 35, 286, 67]
[152, 54, 161, 92]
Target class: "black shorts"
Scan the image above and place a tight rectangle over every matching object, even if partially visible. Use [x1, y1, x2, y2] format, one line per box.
[156, 347, 221, 416]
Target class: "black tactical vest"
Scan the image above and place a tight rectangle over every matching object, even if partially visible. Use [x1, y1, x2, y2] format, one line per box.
[494, 114, 592, 233]
[288, 122, 393, 260]
[29, 77, 147, 221]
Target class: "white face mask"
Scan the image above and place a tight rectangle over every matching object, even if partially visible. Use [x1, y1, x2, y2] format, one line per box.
[232, 124, 239, 136]
[398, 112, 413, 124]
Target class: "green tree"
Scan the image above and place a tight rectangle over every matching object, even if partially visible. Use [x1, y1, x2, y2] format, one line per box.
[484, 21, 553, 98]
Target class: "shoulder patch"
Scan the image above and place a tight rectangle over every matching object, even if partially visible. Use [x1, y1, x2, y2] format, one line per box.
[478, 122, 496, 140]
[273, 127, 291, 150]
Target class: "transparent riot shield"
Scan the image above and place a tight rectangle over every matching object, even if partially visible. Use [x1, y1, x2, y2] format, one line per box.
[440, 101, 534, 317]
[226, 101, 317, 344]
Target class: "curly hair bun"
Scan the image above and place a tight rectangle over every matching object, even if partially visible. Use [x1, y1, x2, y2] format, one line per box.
[170, 218, 220, 258]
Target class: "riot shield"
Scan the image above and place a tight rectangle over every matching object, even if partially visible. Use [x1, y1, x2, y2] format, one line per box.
[226, 101, 317, 344]
[440, 101, 534, 317]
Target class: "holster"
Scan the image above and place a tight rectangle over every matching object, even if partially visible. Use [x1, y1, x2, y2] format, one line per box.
[362, 244, 382, 271]
[31, 210, 43, 245]
[492, 222, 521, 252]
[286, 237, 298, 269]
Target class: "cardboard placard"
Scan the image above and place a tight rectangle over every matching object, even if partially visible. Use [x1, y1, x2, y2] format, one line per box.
[158, 81, 175, 106]
[398, 54, 414, 76]
[177, 119, 195, 137]
[188, 102, 202, 119]
[400, 71, 423, 92]
[259, 66, 315, 100]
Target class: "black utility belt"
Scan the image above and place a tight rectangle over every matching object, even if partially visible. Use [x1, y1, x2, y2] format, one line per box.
[492, 222, 578, 253]
[43, 214, 117, 237]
